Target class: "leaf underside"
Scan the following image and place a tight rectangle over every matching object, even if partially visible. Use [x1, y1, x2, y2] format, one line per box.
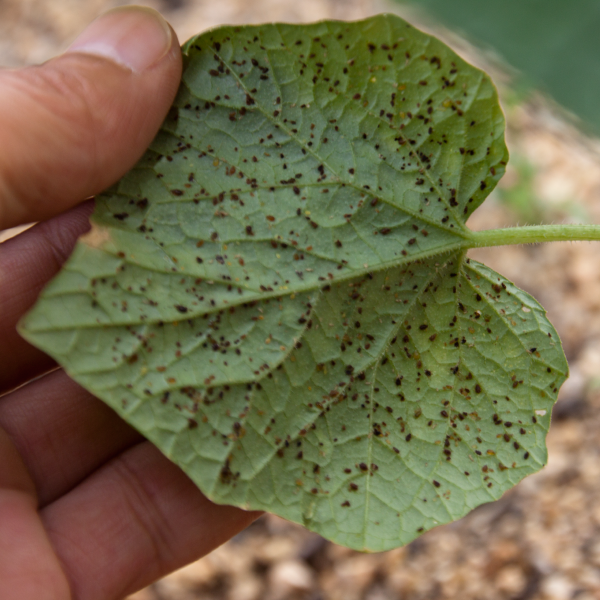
[20, 14, 567, 551]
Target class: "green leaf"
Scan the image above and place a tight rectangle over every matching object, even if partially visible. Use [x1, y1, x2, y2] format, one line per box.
[20, 14, 567, 551]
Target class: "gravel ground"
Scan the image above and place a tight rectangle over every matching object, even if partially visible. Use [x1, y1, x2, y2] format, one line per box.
[4, 2, 600, 599]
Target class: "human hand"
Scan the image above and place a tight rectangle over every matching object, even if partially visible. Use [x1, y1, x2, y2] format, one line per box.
[0, 7, 260, 600]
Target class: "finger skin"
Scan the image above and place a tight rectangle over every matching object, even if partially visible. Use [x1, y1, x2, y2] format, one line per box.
[0, 20, 182, 230]
[0, 202, 92, 395]
[43, 442, 262, 600]
[0, 492, 71, 600]
[0, 429, 71, 600]
[0, 369, 143, 506]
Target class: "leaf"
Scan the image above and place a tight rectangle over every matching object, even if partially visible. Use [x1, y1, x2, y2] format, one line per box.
[396, 0, 600, 135]
[20, 14, 567, 551]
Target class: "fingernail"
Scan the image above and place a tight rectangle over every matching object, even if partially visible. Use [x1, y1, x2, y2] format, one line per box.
[67, 6, 173, 73]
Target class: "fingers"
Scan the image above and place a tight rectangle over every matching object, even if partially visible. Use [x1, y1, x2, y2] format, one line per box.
[0, 369, 142, 506]
[0, 201, 92, 395]
[0, 492, 70, 600]
[0, 6, 182, 230]
[0, 428, 71, 600]
[0, 9, 253, 595]
[42, 442, 261, 600]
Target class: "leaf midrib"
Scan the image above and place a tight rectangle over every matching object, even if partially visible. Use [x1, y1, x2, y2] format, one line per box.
[31, 241, 474, 332]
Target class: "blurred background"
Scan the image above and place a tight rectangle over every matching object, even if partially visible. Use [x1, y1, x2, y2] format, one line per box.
[4, 1, 600, 598]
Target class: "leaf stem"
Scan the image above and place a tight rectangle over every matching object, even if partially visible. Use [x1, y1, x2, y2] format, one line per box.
[468, 224, 600, 248]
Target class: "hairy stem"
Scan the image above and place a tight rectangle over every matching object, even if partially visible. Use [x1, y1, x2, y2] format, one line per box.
[468, 224, 600, 248]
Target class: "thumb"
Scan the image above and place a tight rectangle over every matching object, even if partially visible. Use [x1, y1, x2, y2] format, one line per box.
[0, 6, 182, 230]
